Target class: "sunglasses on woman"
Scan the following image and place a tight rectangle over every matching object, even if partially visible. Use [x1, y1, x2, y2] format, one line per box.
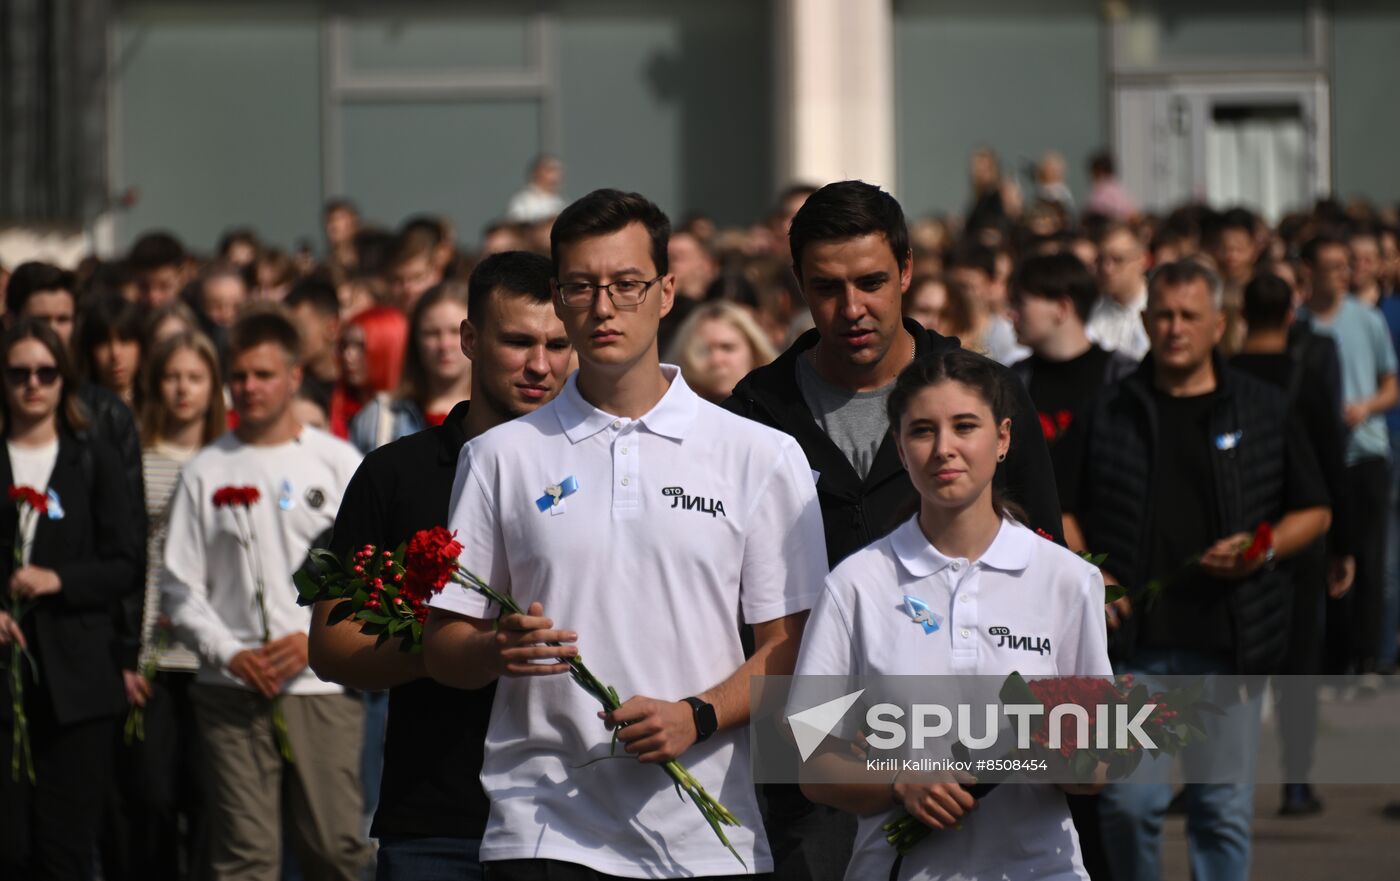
[4, 366, 61, 387]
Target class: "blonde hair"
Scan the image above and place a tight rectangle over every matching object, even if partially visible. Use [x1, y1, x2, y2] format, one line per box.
[666, 301, 777, 388]
[139, 331, 227, 448]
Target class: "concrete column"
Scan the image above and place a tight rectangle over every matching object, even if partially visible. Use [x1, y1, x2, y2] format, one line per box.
[774, 0, 896, 191]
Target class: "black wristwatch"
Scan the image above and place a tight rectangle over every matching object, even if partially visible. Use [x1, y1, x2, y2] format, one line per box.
[683, 696, 718, 742]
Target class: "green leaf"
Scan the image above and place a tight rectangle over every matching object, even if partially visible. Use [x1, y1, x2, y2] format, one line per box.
[293, 570, 323, 602]
[326, 600, 356, 626]
[1104, 582, 1127, 603]
[1071, 750, 1097, 781]
[356, 611, 390, 626]
[999, 671, 1039, 708]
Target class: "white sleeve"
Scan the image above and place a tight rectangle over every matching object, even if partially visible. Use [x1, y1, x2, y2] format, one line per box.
[429, 443, 509, 619]
[160, 475, 243, 670]
[1057, 568, 1114, 677]
[739, 436, 829, 624]
[787, 578, 863, 741]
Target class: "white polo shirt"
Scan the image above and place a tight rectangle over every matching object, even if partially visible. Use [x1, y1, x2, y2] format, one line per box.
[793, 516, 1112, 881]
[431, 365, 827, 877]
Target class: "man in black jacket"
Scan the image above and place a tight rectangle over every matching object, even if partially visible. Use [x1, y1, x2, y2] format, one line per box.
[722, 180, 1063, 881]
[1056, 260, 1331, 881]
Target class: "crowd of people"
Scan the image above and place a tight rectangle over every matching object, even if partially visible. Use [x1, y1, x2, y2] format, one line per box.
[0, 149, 1397, 881]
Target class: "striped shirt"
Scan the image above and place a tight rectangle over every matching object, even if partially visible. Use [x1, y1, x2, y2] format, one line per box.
[140, 444, 201, 672]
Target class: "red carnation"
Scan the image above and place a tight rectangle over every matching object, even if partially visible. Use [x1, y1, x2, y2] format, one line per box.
[8, 485, 47, 514]
[1242, 521, 1274, 562]
[402, 527, 464, 601]
[212, 485, 262, 508]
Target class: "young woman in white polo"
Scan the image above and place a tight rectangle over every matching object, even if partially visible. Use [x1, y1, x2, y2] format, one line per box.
[793, 348, 1112, 881]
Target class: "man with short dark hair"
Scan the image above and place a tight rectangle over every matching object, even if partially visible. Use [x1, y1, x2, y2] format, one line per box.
[1234, 272, 1353, 816]
[723, 180, 1062, 881]
[162, 308, 371, 881]
[1057, 260, 1331, 881]
[311, 252, 573, 881]
[128, 231, 189, 310]
[389, 229, 445, 312]
[426, 189, 826, 879]
[1009, 252, 1137, 445]
[1300, 234, 1398, 674]
[946, 241, 1023, 364]
[285, 278, 343, 414]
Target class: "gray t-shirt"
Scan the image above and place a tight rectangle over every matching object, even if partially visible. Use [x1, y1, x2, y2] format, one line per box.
[795, 353, 893, 481]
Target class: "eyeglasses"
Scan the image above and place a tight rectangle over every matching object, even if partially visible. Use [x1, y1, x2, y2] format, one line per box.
[4, 366, 60, 387]
[554, 276, 662, 309]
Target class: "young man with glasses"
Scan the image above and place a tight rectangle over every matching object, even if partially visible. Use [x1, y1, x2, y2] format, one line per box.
[425, 189, 826, 880]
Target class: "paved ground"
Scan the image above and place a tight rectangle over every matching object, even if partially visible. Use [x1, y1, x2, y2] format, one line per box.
[1160, 679, 1400, 880]
[1161, 784, 1400, 880]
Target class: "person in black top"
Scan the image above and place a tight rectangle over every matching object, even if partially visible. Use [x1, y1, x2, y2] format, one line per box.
[1055, 260, 1332, 881]
[1233, 272, 1354, 817]
[1009, 252, 1138, 445]
[723, 181, 1063, 881]
[0, 319, 142, 880]
[308, 252, 573, 881]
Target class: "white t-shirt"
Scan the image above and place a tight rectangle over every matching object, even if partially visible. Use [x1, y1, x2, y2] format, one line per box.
[1086, 288, 1149, 361]
[8, 439, 58, 565]
[431, 366, 828, 877]
[792, 516, 1112, 881]
[160, 428, 361, 695]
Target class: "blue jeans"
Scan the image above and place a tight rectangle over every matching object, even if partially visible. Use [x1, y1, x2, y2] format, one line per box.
[1383, 432, 1400, 667]
[362, 691, 390, 831]
[376, 835, 484, 881]
[1098, 649, 1262, 881]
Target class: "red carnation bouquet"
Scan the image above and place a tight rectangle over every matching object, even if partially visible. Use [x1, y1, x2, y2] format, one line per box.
[882, 671, 1217, 855]
[3, 486, 47, 781]
[213, 485, 294, 762]
[296, 526, 746, 864]
[1143, 521, 1275, 606]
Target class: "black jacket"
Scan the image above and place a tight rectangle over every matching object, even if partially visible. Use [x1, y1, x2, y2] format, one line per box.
[722, 318, 1064, 567]
[1065, 354, 1321, 674]
[0, 431, 143, 726]
[76, 383, 146, 668]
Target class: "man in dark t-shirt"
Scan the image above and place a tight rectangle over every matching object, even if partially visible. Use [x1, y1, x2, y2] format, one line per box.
[308, 252, 572, 880]
[1055, 260, 1332, 881]
[1009, 252, 1137, 444]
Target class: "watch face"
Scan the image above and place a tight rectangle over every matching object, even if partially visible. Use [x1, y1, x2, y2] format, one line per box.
[698, 702, 718, 736]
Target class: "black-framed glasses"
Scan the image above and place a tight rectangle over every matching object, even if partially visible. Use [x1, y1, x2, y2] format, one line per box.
[4, 366, 60, 387]
[554, 276, 662, 309]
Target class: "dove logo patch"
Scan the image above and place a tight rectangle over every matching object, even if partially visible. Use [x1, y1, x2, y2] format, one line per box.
[903, 595, 942, 635]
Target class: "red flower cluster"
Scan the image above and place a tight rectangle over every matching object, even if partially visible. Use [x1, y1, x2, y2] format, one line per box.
[402, 527, 464, 604]
[1027, 676, 1125, 757]
[212, 486, 262, 508]
[1034, 527, 1054, 541]
[8, 485, 47, 514]
[1242, 521, 1275, 562]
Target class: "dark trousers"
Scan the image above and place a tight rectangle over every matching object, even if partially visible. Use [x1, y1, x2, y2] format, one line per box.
[761, 784, 853, 881]
[486, 859, 770, 881]
[1328, 458, 1390, 672]
[1277, 541, 1327, 780]
[0, 695, 118, 881]
[102, 671, 207, 881]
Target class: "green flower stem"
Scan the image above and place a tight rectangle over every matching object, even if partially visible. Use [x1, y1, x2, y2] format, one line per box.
[237, 506, 296, 764]
[451, 569, 745, 866]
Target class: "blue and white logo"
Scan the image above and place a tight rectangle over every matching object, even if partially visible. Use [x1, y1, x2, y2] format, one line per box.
[45, 488, 64, 520]
[903, 595, 942, 635]
[536, 475, 579, 512]
[1214, 431, 1242, 451]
